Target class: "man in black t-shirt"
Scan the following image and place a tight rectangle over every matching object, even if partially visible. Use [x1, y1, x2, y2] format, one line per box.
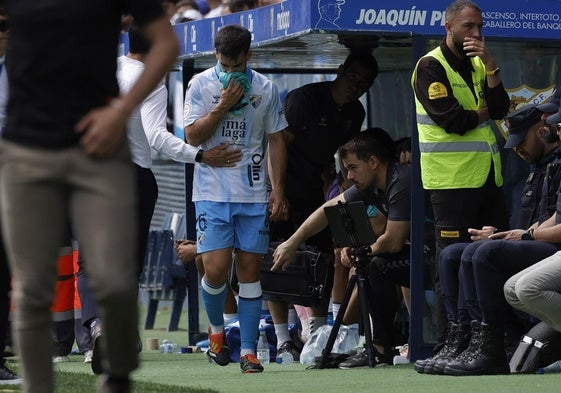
[0, 2, 178, 392]
[271, 129, 414, 367]
[267, 52, 378, 360]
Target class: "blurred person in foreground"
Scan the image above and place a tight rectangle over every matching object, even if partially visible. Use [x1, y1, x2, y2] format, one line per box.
[0, 1, 178, 392]
[0, 5, 19, 386]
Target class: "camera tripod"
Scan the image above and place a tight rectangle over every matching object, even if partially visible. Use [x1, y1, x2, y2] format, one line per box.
[318, 201, 386, 369]
[317, 246, 386, 368]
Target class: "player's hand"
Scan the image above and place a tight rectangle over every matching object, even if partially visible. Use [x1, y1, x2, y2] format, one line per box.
[219, 77, 245, 111]
[268, 189, 289, 222]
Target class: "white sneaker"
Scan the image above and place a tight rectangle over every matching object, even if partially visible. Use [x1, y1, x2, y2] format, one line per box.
[84, 350, 93, 363]
[53, 356, 71, 363]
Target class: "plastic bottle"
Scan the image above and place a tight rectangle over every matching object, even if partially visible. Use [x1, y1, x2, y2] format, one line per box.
[538, 360, 561, 374]
[256, 330, 270, 365]
[276, 351, 294, 365]
[159, 339, 179, 354]
[393, 355, 409, 365]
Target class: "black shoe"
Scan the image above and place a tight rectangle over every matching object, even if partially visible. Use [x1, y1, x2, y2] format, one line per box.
[240, 354, 264, 374]
[277, 340, 301, 362]
[338, 350, 370, 369]
[0, 361, 21, 385]
[431, 323, 471, 374]
[91, 319, 104, 375]
[444, 322, 509, 376]
[339, 346, 396, 369]
[206, 330, 230, 366]
[415, 322, 460, 374]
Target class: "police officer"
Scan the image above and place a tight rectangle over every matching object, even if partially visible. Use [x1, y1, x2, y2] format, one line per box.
[438, 101, 561, 376]
[416, 99, 561, 375]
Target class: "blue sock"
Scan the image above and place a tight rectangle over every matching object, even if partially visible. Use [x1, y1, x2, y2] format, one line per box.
[201, 277, 227, 330]
[238, 282, 262, 353]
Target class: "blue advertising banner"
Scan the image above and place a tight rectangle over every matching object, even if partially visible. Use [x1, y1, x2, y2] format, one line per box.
[311, 0, 561, 39]
[173, 0, 312, 58]
[121, 0, 561, 57]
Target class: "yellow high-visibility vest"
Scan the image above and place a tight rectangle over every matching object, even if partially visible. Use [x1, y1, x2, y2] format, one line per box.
[411, 47, 502, 190]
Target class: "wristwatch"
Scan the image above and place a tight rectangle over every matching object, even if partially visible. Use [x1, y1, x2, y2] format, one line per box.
[521, 228, 534, 241]
[194, 149, 204, 163]
[486, 67, 501, 76]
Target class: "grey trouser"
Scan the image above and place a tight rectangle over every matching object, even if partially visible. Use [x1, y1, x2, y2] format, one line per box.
[504, 250, 561, 333]
[0, 141, 138, 393]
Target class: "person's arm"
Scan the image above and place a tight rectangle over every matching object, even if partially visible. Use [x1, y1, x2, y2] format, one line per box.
[414, 57, 479, 135]
[141, 84, 242, 166]
[121, 16, 179, 118]
[369, 212, 387, 238]
[463, 37, 509, 121]
[184, 77, 244, 146]
[76, 16, 178, 157]
[530, 213, 561, 243]
[271, 193, 347, 271]
[368, 219, 410, 255]
[267, 130, 288, 221]
[490, 212, 560, 241]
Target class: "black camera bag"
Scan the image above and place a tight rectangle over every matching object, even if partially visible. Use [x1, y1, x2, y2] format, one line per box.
[259, 243, 332, 307]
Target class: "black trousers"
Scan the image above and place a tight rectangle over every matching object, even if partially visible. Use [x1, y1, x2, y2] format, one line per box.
[429, 171, 508, 343]
[367, 244, 431, 349]
[439, 242, 471, 325]
[459, 239, 558, 329]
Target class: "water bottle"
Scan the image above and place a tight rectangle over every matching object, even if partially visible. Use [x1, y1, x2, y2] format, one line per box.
[256, 330, 270, 365]
[159, 339, 178, 354]
[538, 360, 561, 374]
[393, 355, 409, 365]
[276, 351, 294, 365]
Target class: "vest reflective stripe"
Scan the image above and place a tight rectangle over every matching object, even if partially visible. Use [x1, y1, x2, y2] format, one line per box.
[419, 141, 499, 154]
[412, 47, 503, 190]
[417, 113, 489, 129]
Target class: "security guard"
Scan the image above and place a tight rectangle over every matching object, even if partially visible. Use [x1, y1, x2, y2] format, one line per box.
[411, 0, 509, 344]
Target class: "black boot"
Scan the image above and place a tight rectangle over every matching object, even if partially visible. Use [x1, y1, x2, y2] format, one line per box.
[415, 321, 460, 374]
[432, 323, 471, 374]
[444, 322, 509, 376]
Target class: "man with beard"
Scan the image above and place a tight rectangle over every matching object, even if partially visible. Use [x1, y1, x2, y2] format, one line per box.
[411, 0, 510, 347]
[271, 129, 414, 366]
